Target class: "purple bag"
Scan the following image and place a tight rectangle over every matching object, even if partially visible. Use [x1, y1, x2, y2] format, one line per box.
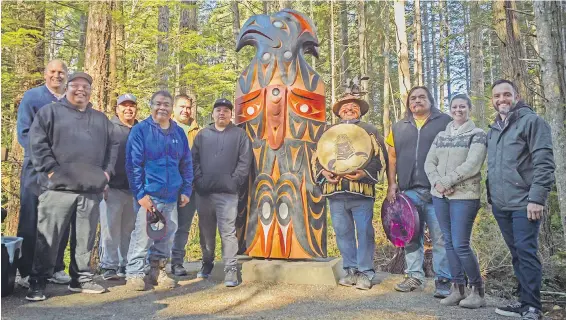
[381, 193, 420, 247]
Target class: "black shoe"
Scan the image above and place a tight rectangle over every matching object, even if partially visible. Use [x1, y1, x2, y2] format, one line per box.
[355, 272, 373, 290]
[25, 278, 46, 302]
[197, 262, 214, 279]
[521, 307, 542, 320]
[171, 264, 188, 276]
[434, 277, 451, 298]
[68, 279, 106, 294]
[102, 269, 119, 280]
[338, 268, 358, 287]
[495, 301, 526, 318]
[117, 266, 126, 278]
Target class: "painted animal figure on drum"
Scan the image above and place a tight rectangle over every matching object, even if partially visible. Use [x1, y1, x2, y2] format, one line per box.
[314, 79, 388, 290]
[234, 9, 327, 259]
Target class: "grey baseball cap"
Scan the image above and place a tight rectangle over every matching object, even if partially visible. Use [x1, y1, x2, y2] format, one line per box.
[117, 93, 137, 105]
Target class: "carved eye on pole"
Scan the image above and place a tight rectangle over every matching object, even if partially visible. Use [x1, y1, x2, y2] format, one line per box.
[246, 106, 256, 115]
[299, 104, 310, 114]
[273, 20, 284, 28]
[272, 88, 280, 96]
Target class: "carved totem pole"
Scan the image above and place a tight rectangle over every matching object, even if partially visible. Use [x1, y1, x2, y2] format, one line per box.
[234, 9, 327, 259]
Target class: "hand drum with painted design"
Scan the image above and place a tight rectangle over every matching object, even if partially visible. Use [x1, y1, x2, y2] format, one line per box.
[381, 193, 420, 247]
[317, 124, 373, 175]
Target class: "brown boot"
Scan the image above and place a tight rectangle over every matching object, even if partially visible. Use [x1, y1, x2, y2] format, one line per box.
[459, 285, 486, 309]
[440, 283, 467, 306]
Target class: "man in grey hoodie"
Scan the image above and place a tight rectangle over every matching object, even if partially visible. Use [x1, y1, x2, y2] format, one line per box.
[26, 72, 119, 301]
[488, 80, 555, 320]
[192, 98, 252, 287]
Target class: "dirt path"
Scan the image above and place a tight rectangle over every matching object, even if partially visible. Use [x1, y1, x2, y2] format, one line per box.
[2, 272, 513, 320]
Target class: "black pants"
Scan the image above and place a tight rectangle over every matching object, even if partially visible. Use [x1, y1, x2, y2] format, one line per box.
[17, 158, 69, 278]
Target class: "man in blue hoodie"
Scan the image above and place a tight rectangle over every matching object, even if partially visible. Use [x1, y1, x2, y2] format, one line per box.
[125, 90, 193, 291]
[16, 59, 72, 288]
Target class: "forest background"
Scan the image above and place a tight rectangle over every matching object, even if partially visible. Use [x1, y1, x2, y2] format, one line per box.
[1, 0, 566, 304]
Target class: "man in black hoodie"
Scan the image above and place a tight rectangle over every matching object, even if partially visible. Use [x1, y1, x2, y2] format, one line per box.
[99, 93, 138, 280]
[26, 72, 119, 301]
[488, 80, 555, 320]
[192, 98, 252, 287]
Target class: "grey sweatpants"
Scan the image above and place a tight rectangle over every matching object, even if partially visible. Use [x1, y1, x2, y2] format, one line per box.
[197, 193, 238, 267]
[99, 188, 136, 270]
[30, 190, 101, 283]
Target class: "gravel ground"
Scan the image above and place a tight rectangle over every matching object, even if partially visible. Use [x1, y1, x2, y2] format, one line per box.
[1, 272, 514, 320]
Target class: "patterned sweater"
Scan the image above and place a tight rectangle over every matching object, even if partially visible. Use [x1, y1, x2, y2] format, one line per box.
[424, 120, 487, 200]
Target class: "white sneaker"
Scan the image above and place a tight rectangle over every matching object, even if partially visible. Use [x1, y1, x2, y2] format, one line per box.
[18, 276, 30, 288]
[49, 270, 72, 284]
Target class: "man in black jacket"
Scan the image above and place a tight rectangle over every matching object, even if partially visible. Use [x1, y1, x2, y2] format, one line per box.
[488, 80, 555, 320]
[386, 86, 452, 297]
[99, 93, 138, 280]
[26, 72, 119, 301]
[192, 98, 252, 287]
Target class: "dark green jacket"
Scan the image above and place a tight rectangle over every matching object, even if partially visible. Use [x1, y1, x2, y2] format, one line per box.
[486, 102, 555, 210]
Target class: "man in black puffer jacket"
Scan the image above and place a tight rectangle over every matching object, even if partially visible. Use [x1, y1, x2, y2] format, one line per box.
[191, 98, 252, 287]
[26, 72, 119, 301]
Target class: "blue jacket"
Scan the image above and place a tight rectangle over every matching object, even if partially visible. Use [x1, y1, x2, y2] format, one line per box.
[126, 116, 193, 203]
[17, 85, 60, 157]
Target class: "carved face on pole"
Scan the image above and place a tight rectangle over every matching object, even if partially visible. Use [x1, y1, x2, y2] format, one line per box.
[234, 9, 327, 259]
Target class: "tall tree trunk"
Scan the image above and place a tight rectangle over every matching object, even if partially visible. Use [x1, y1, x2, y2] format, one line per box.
[179, 0, 198, 95]
[339, 2, 350, 85]
[383, 9, 391, 139]
[358, 0, 369, 115]
[422, 1, 431, 88]
[470, 1, 486, 128]
[438, 0, 446, 111]
[77, 13, 88, 70]
[231, 1, 240, 44]
[445, 1, 451, 100]
[32, 2, 46, 79]
[430, 2, 438, 104]
[393, 0, 411, 107]
[263, 1, 269, 14]
[157, 5, 170, 90]
[413, 0, 423, 86]
[108, 0, 119, 108]
[493, 0, 530, 102]
[534, 0, 566, 243]
[116, 2, 125, 84]
[464, 3, 471, 93]
[85, 0, 111, 112]
[278, 0, 292, 10]
[330, 0, 336, 124]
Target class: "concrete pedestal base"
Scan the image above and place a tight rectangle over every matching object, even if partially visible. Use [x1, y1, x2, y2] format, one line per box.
[182, 256, 345, 286]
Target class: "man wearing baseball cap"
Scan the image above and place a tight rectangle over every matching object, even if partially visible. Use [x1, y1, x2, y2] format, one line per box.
[192, 98, 252, 286]
[99, 93, 139, 280]
[26, 72, 119, 301]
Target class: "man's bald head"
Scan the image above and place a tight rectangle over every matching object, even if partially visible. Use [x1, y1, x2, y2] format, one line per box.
[44, 59, 68, 93]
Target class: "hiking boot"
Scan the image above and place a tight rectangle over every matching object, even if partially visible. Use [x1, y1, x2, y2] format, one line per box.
[440, 283, 466, 306]
[459, 285, 486, 309]
[355, 272, 373, 290]
[521, 307, 542, 320]
[171, 264, 188, 276]
[25, 278, 46, 302]
[224, 266, 239, 287]
[49, 270, 72, 284]
[126, 277, 146, 291]
[394, 276, 423, 292]
[68, 279, 106, 294]
[434, 277, 452, 298]
[197, 262, 214, 279]
[18, 275, 30, 288]
[102, 269, 119, 280]
[338, 268, 358, 287]
[148, 260, 161, 285]
[495, 301, 526, 317]
[117, 266, 126, 278]
[157, 269, 176, 289]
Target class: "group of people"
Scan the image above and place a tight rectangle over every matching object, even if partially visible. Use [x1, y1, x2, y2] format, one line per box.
[15, 59, 251, 302]
[324, 82, 554, 320]
[14, 59, 554, 320]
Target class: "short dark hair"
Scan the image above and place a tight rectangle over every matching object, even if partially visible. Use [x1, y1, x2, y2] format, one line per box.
[174, 93, 195, 105]
[150, 90, 173, 104]
[491, 79, 519, 94]
[449, 93, 472, 109]
[405, 86, 435, 116]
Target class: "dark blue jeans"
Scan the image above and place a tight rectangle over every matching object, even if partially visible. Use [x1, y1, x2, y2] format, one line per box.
[492, 206, 541, 311]
[328, 197, 375, 276]
[433, 197, 482, 286]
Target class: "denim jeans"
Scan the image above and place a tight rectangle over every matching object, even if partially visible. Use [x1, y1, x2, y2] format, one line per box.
[125, 197, 178, 278]
[99, 188, 136, 270]
[433, 196, 482, 286]
[171, 192, 197, 265]
[403, 189, 451, 281]
[492, 206, 542, 311]
[328, 196, 375, 276]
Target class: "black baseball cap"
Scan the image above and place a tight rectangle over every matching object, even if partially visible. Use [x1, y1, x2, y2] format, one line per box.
[213, 98, 233, 110]
[68, 72, 93, 85]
